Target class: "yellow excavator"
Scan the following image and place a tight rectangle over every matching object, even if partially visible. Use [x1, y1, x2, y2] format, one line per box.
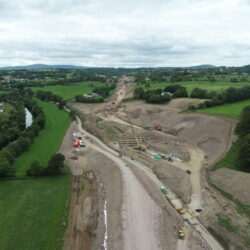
[178, 222, 185, 240]
[124, 107, 146, 151]
[177, 208, 186, 214]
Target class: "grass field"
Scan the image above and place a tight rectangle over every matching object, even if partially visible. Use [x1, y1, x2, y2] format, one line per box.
[15, 99, 71, 175]
[138, 80, 250, 95]
[31, 81, 107, 100]
[0, 100, 71, 250]
[0, 176, 71, 250]
[196, 99, 250, 119]
[213, 141, 239, 170]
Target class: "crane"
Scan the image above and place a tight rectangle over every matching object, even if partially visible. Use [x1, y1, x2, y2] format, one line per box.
[124, 106, 146, 151]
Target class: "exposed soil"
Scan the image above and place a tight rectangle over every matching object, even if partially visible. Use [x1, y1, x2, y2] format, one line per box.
[63, 81, 250, 250]
[117, 100, 237, 165]
[209, 168, 250, 205]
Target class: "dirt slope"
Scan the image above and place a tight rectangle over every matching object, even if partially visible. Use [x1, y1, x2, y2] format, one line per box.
[119, 100, 236, 164]
[210, 168, 250, 205]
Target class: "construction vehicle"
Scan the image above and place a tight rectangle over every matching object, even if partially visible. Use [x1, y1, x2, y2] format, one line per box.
[178, 222, 185, 240]
[143, 126, 155, 130]
[153, 123, 162, 131]
[160, 186, 167, 194]
[74, 139, 80, 148]
[177, 208, 186, 214]
[124, 107, 146, 151]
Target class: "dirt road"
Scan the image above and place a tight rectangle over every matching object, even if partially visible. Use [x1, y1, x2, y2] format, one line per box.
[76, 117, 163, 250]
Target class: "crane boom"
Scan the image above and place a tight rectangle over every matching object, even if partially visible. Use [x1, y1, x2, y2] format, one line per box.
[124, 107, 146, 151]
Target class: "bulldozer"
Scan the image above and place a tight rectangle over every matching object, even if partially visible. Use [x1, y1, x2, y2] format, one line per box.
[178, 222, 185, 240]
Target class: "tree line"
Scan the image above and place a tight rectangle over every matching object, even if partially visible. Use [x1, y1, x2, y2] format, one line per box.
[75, 83, 116, 103]
[35, 90, 66, 109]
[235, 106, 250, 172]
[0, 92, 46, 177]
[196, 86, 250, 109]
[134, 85, 188, 103]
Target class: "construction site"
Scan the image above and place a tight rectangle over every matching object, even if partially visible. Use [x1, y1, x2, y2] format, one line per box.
[60, 77, 250, 250]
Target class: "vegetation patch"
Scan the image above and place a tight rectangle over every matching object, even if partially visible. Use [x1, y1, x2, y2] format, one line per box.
[196, 99, 250, 119]
[216, 214, 239, 233]
[136, 79, 250, 95]
[213, 141, 239, 170]
[14, 99, 70, 176]
[0, 175, 71, 250]
[31, 81, 107, 100]
[207, 227, 230, 250]
[0, 99, 71, 250]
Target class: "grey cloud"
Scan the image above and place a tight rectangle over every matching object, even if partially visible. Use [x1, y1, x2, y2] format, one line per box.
[0, 0, 249, 67]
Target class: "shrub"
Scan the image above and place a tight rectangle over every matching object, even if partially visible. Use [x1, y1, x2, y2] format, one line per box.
[45, 153, 65, 175]
[27, 161, 45, 176]
[0, 157, 15, 177]
[190, 87, 208, 98]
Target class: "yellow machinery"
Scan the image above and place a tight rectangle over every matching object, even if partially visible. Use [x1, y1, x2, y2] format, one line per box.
[178, 222, 185, 240]
[124, 107, 146, 151]
[177, 208, 186, 214]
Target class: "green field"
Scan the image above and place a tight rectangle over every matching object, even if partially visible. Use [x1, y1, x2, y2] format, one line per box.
[31, 81, 107, 100]
[15, 99, 71, 175]
[196, 99, 250, 119]
[0, 176, 70, 250]
[138, 80, 250, 94]
[0, 100, 71, 250]
[213, 141, 239, 170]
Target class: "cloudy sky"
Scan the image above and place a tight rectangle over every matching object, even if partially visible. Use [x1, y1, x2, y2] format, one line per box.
[0, 0, 250, 67]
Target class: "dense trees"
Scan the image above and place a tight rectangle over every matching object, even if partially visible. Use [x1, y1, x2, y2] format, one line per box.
[134, 85, 188, 103]
[92, 84, 116, 97]
[197, 86, 250, 109]
[0, 90, 46, 176]
[237, 135, 250, 172]
[164, 85, 188, 98]
[75, 84, 116, 103]
[27, 153, 65, 176]
[75, 95, 104, 103]
[234, 106, 250, 172]
[235, 106, 250, 136]
[36, 90, 65, 109]
[190, 88, 208, 99]
[0, 157, 15, 177]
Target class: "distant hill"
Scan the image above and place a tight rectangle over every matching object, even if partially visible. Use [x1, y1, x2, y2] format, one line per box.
[0, 64, 87, 70]
[187, 64, 216, 69]
[158, 64, 216, 70]
[0, 64, 216, 70]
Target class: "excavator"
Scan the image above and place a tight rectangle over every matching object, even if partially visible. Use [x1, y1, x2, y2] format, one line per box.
[178, 222, 185, 240]
[124, 107, 146, 151]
